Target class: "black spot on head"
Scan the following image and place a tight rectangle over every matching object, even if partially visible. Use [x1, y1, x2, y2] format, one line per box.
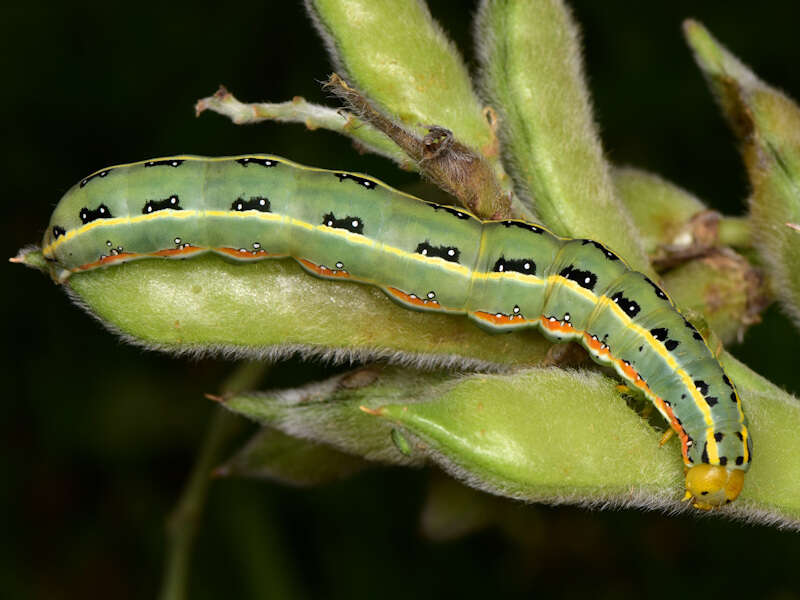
[143, 195, 181, 214]
[428, 203, 470, 220]
[52, 225, 66, 239]
[493, 256, 536, 276]
[650, 327, 668, 342]
[501, 220, 544, 234]
[580, 239, 620, 261]
[79, 204, 113, 224]
[684, 318, 704, 340]
[559, 264, 597, 291]
[665, 340, 680, 351]
[322, 212, 364, 234]
[735, 456, 744, 466]
[236, 157, 277, 168]
[416, 241, 460, 263]
[719, 456, 728, 466]
[145, 159, 184, 168]
[714, 432, 724, 442]
[231, 196, 271, 212]
[334, 172, 377, 189]
[610, 291, 640, 318]
[79, 169, 111, 188]
[643, 276, 669, 300]
[706, 397, 719, 407]
[694, 380, 709, 396]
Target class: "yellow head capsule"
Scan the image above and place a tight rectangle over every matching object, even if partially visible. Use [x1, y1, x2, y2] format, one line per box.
[684, 464, 745, 510]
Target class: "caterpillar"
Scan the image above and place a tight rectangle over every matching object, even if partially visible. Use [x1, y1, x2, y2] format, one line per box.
[42, 154, 751, 509]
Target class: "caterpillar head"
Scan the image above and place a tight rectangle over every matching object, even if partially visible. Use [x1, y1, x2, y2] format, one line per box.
[684, 464, 745, 510]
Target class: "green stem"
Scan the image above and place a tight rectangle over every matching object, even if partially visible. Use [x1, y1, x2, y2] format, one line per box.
[159, 362, 268, 600]
[718, 216, 751, 248]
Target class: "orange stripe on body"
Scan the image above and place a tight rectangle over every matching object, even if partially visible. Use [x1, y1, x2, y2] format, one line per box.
[151, 245, 205, 258]
[75, 252, 138, 271]
[386, 286, 441, 309]
[580, 329, 692, 464]
[472, 311, 532, 326]
[297, 258, 351, 279]
[216, 247, 278, 260]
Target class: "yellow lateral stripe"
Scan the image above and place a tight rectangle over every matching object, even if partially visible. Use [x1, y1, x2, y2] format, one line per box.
[473, 271, 544, 285]
[317, 225, 376, 247]
[601, 296, 715, 425]
[552, 275, 716, 430]
[205, 210, 283, 222]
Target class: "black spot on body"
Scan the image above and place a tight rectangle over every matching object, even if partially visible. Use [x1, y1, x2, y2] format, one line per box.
[236, 157, 277, 168]
[53, 225, 66, 239]
[493, 256, 536, 276]
[231, 196, 271, 212]
[429, 203, 470, 220]
[80, 169, 111, 188]
[735, 456, 744, 465]
[719, 456, 728, 466]
[702, 442, 709, 463]
[501, 220, 544, 234]
[145, 159, 184, 168]
[694, 380, 709, 396]
[730, 392, 738, 403]
[684, 318, 704, 340]
[79, 204, 113, 224]
[322, 212, 364, 234]
[714, 432, 724, 442]
[143, 195, 181, 214]
[559, 264, 597, 291]
[650, 327, 668, 342]
[334, 172, 376, 190]
[649, 327, 679, 351]
[706, 397, 719, 407]
[722, 374, 733, 388]
[735, 432, 743, 441]
[416, 241, 460, 263]
[643, 276, 669, 300]
[610, 291, 640, 318]
[580, 239, 620, 261]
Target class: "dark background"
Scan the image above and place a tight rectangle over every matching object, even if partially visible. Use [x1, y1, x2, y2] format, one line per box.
[4, 1, 800, 598]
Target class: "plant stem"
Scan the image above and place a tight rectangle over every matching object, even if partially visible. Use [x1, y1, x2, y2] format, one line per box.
[159, 362, 268, 600]
[718, 216, 751, 248]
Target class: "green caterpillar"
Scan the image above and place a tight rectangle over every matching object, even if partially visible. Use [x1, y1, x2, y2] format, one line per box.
[42, 154, 751, 509]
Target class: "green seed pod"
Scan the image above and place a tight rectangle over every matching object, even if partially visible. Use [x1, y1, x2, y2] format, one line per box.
[305, 0, 502, 162]
[685, 20, 800, 330]
[662, 249, 768, 346]
[475, 0, 652, 278]
[216, 427, 369, 486]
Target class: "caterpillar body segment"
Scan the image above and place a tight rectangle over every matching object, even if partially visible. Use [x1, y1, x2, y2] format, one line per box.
[43, 155, 751, 508]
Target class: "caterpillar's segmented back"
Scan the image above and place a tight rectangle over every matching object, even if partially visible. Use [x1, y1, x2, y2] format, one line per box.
[42, 155, 751, 508]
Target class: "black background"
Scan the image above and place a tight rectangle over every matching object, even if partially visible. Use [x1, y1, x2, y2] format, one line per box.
[4, 1, 800, 598]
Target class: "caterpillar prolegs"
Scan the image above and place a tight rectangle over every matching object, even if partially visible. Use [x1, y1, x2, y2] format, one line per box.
[42, 154, 751, 508]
